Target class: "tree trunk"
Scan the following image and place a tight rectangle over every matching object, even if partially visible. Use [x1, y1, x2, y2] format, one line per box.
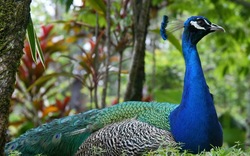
[0, 0, 31, 154]
[124, 0, 151, 101]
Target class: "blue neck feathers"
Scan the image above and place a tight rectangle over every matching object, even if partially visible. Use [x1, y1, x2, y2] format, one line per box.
[170, 30, 223, 153]
[181, 33, 211, 108]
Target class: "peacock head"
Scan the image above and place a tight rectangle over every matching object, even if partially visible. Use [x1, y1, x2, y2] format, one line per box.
[183, 16, 225, 44]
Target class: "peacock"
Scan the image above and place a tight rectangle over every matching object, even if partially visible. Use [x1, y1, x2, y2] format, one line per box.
[5, 15, 224, 155]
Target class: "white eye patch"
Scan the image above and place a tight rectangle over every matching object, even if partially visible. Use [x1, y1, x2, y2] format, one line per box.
[203, 19, 210, 25]
[190, 20, 208, 30]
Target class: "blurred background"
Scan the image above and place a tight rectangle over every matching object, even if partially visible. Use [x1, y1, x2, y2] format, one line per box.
[8, 0, 250, 150]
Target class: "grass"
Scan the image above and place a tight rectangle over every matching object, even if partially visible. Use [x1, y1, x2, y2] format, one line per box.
[8, 143, 250, 156]
[9, 151, 46, 156]
[144, 143, 250, 156]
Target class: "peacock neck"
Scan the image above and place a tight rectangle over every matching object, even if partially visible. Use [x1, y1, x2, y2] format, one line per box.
[180, 33, 212, 108]
[169, 31, 222, 153]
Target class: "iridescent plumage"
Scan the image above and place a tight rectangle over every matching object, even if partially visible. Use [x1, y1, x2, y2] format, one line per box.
[5, 15, 224, 155]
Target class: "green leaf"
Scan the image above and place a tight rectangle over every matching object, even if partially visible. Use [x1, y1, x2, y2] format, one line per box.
[27, 73, 76, 91]
[26, 18, 46, 68]
[166, 30, 182, 53]
[56, 0, 73, 12]
[34, 31, 45, 68]
[27, 18, 37, 63]
[87, 0, 106, 16]
[65, 0, 73, 12]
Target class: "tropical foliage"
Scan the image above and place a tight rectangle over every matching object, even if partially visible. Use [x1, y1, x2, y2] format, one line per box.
[7, 0, 250, 153]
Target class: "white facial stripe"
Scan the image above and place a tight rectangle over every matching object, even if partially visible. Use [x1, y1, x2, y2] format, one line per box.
[196, 18, 210, 25]
[190, 21, 206, 30]
[203, 19, 210, 25]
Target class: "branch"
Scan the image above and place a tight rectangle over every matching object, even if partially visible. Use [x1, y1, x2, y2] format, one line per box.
[101, 0, 111, 108]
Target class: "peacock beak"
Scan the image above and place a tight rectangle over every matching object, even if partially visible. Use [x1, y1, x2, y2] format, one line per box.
[209, 23, 225, 32]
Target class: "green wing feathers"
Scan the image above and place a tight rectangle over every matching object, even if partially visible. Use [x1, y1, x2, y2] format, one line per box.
[95, 102, 178, 131]
[5, 102, 178, 155]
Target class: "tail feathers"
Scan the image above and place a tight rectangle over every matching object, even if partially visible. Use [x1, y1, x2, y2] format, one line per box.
[5, 109, 100, 156]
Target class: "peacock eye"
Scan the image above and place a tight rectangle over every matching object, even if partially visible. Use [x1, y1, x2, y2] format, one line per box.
[52, 133, 62, 144]
[7, 143, 17, 151]
[197, 19, 206, 27]
[10, 144, 16, 150]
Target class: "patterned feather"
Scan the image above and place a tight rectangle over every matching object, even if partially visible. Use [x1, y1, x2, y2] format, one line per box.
[76, 119, 175, 155]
